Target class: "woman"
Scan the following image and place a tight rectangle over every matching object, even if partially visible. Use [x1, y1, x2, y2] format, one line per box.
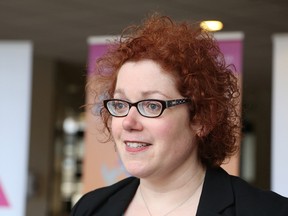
[71, 14, 288, 216]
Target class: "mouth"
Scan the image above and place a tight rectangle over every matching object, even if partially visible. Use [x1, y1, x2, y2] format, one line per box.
[124, 141, 152, 152]
[125, 142, 151, 148]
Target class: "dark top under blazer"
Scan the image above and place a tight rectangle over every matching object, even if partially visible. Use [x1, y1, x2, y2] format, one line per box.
[71, 167, 288, 216]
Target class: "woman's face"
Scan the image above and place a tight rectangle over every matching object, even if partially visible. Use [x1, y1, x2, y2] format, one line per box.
[111, 59, 200, 180]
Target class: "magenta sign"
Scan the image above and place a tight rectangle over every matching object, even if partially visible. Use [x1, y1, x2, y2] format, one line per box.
[0, 181, 9, 207]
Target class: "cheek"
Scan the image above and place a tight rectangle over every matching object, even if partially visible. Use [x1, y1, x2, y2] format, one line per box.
[157, 116, 194, 146]
[157, 123, 175, 137]
[155, 119, 187, 140]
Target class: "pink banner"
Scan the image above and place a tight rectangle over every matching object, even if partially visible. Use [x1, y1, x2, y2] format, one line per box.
[88, 43, 109, 74]
[0, 182, 9, 207]
[216, 32, 244, 73]
[218, 40, 243, 73]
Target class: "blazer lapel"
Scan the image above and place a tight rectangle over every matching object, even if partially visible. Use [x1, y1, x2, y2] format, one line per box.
[95, 168, 234, 216]
[98, 178, 140, 216]
[196, 167, 235, 216]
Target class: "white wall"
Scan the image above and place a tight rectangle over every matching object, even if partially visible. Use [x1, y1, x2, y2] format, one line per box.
[272, 34, 288, 197]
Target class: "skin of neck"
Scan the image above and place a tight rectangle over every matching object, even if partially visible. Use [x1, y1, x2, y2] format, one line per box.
[138, 155, 206, 208]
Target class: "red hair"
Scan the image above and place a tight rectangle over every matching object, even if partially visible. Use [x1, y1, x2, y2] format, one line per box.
[89, 13, 241, 167]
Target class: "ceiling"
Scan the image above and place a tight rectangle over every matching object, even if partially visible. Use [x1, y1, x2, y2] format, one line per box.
[1, 0, 288, 64]
[1, 0, 288, 122]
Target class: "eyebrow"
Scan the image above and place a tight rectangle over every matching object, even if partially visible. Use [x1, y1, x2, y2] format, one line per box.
[113, 89, 170, 98]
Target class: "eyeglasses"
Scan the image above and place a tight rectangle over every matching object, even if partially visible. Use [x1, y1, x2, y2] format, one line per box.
[103, 98, 191, 118]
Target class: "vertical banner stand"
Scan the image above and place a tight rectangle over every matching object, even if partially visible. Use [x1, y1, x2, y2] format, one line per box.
[271, 34, 288, 197]
[0, 41, 32, 216]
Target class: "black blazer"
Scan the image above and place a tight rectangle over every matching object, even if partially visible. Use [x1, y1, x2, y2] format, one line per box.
[71, 167, 288, 215]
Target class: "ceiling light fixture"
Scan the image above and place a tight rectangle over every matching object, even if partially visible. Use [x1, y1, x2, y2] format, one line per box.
[200, 20, 224, 31]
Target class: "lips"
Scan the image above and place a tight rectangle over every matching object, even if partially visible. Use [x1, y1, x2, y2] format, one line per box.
[124, 141, 151, 152]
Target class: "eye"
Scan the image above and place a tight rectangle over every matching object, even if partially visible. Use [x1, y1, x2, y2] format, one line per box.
[148, 103, 160, 110]
[113, 101, 127, 110]
[143, 101, 162, 113]
[108, 100, 129, 115]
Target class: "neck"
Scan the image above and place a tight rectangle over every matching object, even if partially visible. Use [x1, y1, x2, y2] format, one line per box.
[141, 157, 206, 191]
[140, 163, 205, 194]
[138, 164, 206, 215]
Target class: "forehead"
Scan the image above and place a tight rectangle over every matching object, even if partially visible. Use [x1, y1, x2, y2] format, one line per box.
[115, 60, 180, 98]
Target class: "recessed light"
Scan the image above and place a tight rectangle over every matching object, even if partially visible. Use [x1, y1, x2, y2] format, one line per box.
[200, 20, 223, 31]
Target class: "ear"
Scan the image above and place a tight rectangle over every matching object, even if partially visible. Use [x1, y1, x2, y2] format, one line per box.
[191, 123, 210, 138]
[191, 102, 217, 138]
[190, 119, 204, 136]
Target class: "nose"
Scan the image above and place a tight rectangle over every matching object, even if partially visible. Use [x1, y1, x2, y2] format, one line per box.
[122, 107, 143, 131]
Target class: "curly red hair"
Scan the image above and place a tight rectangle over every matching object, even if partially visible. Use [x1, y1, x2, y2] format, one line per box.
[89, 13, 241, 168]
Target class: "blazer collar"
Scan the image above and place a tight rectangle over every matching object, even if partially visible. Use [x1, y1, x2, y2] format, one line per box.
[97, 167, 234, 216]
[100, 177, 139, 216]
[196, 167, 234, 216]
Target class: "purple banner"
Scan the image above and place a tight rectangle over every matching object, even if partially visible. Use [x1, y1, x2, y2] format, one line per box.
[216, 32, 244, 73]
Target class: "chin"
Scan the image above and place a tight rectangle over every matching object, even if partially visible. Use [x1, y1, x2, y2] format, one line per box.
[123, 162, 150, 178]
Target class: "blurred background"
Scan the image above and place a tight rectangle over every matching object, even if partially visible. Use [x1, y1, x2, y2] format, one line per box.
[1, 0, 288, 215]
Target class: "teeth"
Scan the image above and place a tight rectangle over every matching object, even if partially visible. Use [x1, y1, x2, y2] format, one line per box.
[126, 142, 148, 148]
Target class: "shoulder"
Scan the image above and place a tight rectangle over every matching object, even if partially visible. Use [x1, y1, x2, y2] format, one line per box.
[71, 177, 139, 216]
[200, 167, 288, 216]
[82, 176, 138, 200]
[230, 174, 288, 215]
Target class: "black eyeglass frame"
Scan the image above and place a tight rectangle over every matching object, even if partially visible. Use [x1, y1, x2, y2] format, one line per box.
[103, 98, 191, 118]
